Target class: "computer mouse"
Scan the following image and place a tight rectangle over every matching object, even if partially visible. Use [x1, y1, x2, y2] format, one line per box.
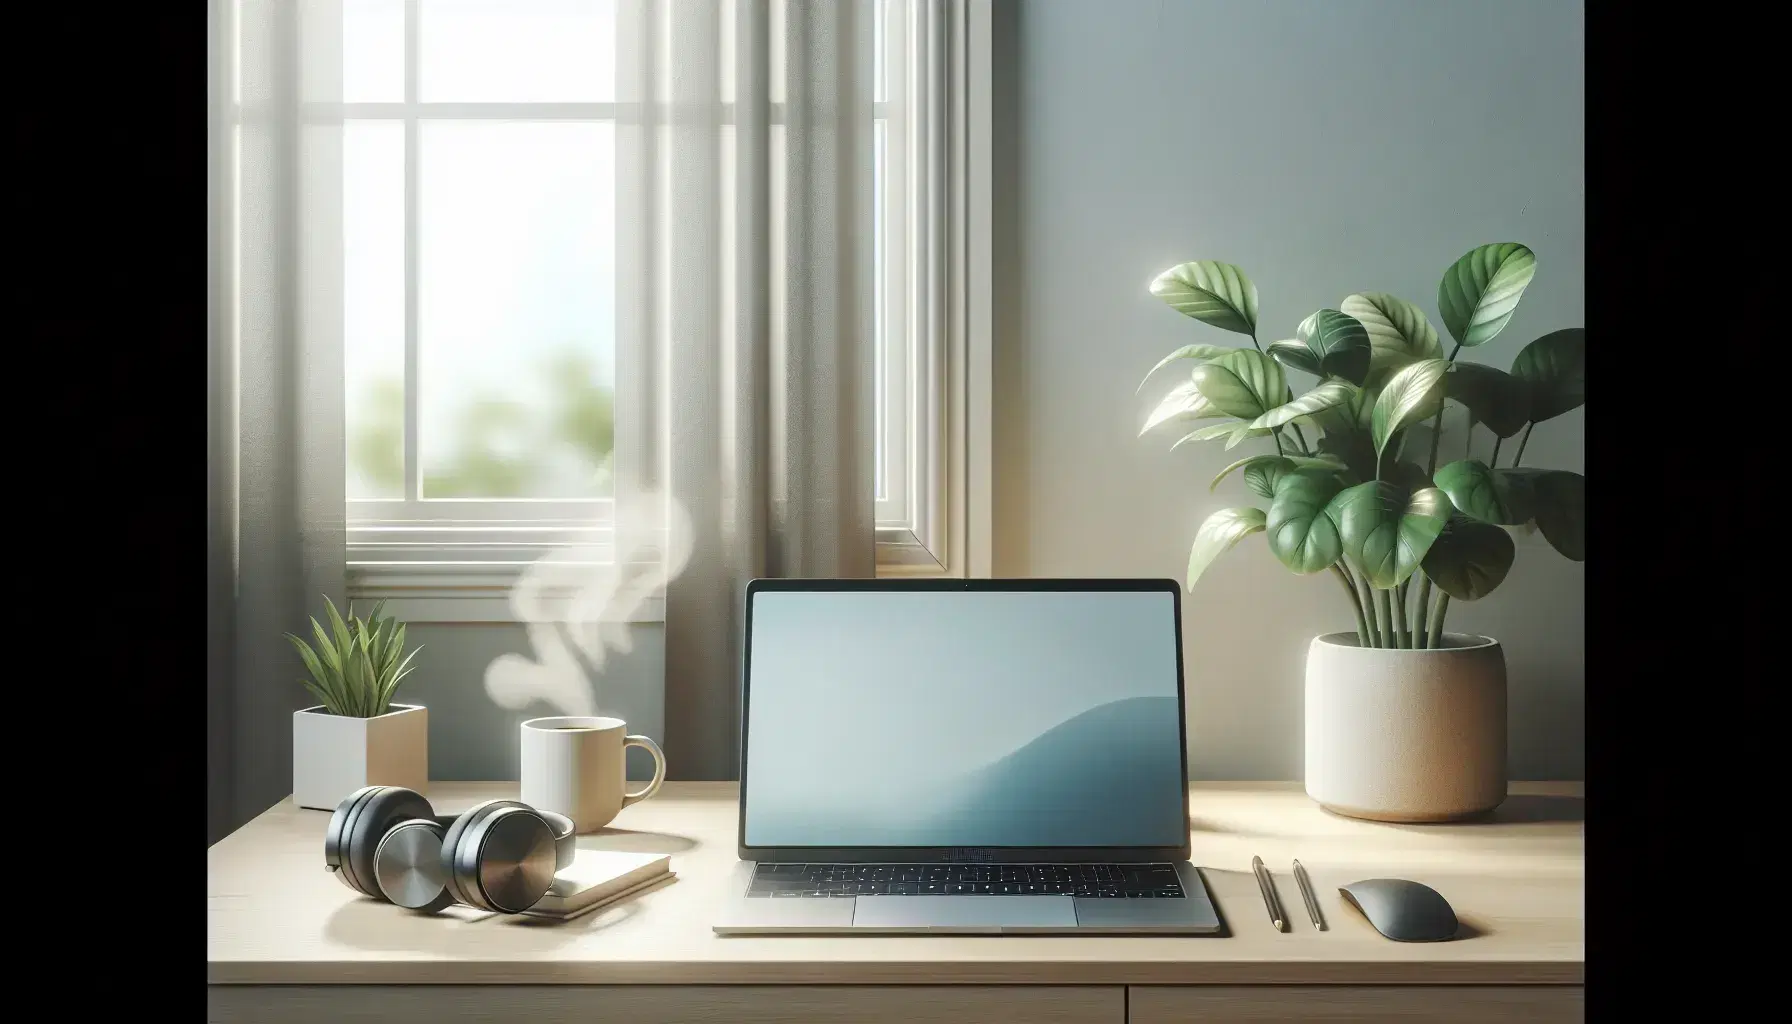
[1338, 878, 1459, 942]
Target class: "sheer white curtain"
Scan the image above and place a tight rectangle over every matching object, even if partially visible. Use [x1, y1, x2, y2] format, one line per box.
[205, 1, 875, 825]
[620, 0, 877, 779]
[209, 0, 347, 841]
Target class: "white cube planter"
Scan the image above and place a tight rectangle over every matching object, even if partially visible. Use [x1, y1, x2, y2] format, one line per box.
[291, 703, 429, 810]
[1304, 633, 1507, 823]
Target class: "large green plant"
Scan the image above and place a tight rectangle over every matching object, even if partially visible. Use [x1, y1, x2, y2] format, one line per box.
[286, 598, 423, 716]
[1138, 244, 1583, 648]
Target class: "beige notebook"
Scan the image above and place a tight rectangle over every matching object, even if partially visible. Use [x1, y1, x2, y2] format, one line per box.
[521, 849, 674, 920]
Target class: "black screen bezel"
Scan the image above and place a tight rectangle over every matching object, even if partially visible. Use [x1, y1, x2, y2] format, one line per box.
[736, 577, 1192, 862]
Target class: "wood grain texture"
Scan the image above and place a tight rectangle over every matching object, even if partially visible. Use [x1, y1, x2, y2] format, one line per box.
[208, 985, 1124, 1024]
[1129, 985, 1583, 1023]
[208, 781, 1583, 985]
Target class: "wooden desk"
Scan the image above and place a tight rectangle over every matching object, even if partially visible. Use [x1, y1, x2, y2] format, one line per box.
[209, 782, 1583, 1023]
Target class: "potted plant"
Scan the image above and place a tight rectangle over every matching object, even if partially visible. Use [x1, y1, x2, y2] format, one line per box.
[286, 598, 428, 810]
[1137, 243, 1583, 822]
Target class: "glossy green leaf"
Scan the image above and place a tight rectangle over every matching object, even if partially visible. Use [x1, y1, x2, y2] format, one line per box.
[1266, 469, 1346, 574]
[1150, 261, 1259, 335]
[1249, 380, 1357, 432]
[1447, 362, 1529, 439]
[1295, 452, 1349, 472]
[1171, 421, 1244, 449]
[1211, 454, 1279, 491]
[1341, 292, 1443, 382]
[1136, 344, 1238, 393]
[1266, 338, 1322, 377]
[1211, 453, 1345, 492]
[1192, 348, 1286, 419]
[1242, 456, 1299, 500]
[1351, 383, 1382, 431]
[1295, 309, 1372, 385]
[1331, 481, 1452, 588]
[1438, 242, 1537, 348]
[1141, 379, 1223, 435]
[1187, 507, 1266, 591]
[1422, 513, 1516, 600]
[1370, 358, 1450, 457]
[1223, 423, 1273, 450]
[1433, 459, 1536, 525]
[1511, 328, 1585, 422]
[1525, 469, 1585, 561]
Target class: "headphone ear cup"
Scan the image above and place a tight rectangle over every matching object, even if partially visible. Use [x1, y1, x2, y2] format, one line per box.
[373, 818, 455, 912]
[324, 786, 385, 888]
[448, 805, 562, 914]
[438, 799, 529, 909]
[342, 787, 435, 900]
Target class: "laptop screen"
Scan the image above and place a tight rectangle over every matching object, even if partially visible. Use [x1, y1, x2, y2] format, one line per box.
[741, 584, 1188, 850]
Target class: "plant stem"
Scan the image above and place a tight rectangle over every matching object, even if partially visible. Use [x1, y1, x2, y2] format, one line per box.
[1272, 431, 1285, 456]
[1428, 591, 1450, 649]
[1425, 408, 1445, 477]
[1511, 421, 1535, 468]
[1331, 564, 1370, 646]
[1357, 572, 1382, 647]
[1393, 580, 1411, 648]
[1489, 433, 1503, 468]
[1289, 422, 1310, 455]
[1425, 343, 1462, 477]
[1249, 332, 1264, 353]
[1413, 574, 1433, 649]
[1374, 588, 1395, 651]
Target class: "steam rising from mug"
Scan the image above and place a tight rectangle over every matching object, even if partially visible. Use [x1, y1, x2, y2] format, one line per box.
[484, 489, 694, 718]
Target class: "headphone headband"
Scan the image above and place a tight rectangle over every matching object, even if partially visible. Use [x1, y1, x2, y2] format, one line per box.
[537, 809, 577, 871]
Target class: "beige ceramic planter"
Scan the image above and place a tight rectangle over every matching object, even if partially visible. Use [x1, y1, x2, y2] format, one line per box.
[1304, 633, 1507, 823]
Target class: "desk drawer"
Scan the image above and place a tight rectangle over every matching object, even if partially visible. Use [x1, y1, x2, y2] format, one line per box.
[208, 984, 1125, 1024]
[1128, 986, 1583, 1023]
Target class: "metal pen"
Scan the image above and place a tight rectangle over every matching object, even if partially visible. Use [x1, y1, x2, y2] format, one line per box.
[1251, 855, 1285, 931]
[1292, 859, 1325, 930]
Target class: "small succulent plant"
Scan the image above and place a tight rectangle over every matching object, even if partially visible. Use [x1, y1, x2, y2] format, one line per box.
[286, 597, 422, 717]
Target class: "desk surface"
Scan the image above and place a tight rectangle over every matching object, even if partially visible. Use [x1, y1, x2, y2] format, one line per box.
[207, 781, 1583, 986]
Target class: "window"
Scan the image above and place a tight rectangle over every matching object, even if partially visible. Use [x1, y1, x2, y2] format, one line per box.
[341, 0, 621, 602]
[873, 0, 932, 569]
[340, 0, 991, 618]
[873, 0, 991, 578]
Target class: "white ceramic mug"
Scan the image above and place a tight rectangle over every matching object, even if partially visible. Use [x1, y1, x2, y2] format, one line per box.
[519, 716, 668, 833]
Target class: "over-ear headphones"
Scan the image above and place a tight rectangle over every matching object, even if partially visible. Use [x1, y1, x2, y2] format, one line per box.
[323, 785, 576, 914]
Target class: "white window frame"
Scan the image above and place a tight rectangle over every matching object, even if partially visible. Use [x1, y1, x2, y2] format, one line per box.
[347, 0, 991, 620]
[871, 0, 990, 579]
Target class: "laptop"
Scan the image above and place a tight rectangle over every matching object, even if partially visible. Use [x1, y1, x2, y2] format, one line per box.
[714, 578, 1221, 935]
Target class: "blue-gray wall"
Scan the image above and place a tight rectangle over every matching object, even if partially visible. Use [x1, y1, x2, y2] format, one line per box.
[407, 0, 1585, 788]
[990, 0, 1585, 779]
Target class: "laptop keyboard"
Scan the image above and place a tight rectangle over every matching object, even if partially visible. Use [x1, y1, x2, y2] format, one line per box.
[747, 863, 1186, 898]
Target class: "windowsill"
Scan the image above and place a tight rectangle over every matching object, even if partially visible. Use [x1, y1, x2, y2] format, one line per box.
[347, 562, 668, 625]
[350, 535, 948, 623]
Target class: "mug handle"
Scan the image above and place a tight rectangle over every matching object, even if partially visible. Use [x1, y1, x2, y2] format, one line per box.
[621, 734, 667, 808]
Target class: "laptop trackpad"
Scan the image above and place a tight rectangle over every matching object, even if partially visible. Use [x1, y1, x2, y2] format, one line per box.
[853, 895, 1077, 931]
